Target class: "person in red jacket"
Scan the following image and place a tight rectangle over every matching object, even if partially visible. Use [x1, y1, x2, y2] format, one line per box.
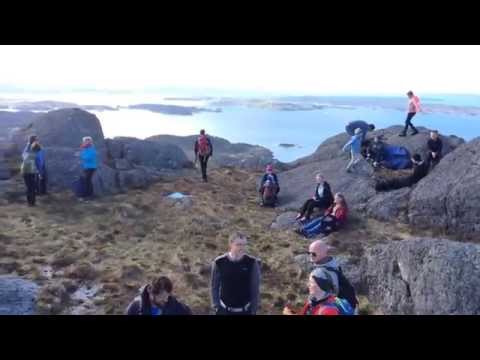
[283, 267, 340, 316]
[296, 193, 348, 238]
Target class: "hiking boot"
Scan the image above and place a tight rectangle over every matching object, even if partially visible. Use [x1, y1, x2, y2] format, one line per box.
[411, 130, 419, 136]
[398, 133, 406, 137]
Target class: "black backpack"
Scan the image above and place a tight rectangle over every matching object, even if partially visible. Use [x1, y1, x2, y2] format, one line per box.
[325, 266, 358, 309]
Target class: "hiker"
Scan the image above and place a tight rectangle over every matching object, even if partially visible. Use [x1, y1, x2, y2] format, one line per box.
[295, 174, 334, 222]
[375, 153, 429, 191]
[211, 231, 261, 315]
[365, 136, 386, 168]
[80, 136, 97, 200]
[342, 128, 363, 173]
[427, 130, 443, 169]
[126, 276, 192, 315]
[22, 135, 37, 159]
[296, 193, 348, 238]
[194, 129, 213, 182]
[307, 240, 358, 310]
[345, 120, 375, 143]
[34, 142, 47, 195]
[259, 164, 280, 206]
[21, 141, 40, 206]
[283, 268, 354, 315]
[399, 90, 421, 137]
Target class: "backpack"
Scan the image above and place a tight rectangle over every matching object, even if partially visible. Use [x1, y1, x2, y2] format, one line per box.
[325, 266, 359, 309]
[198, 135, 211, 157]
[262, 180, 277, 206]
[21, 152, 38, 175]
[72, 176, 87, 198]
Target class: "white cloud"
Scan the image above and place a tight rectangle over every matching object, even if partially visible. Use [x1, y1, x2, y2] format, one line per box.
[0, 45, 479, 95]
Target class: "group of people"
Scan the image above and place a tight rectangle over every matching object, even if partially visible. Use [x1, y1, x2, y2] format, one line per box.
[20, 135, 98, 205]
[126, 234, 358, 316]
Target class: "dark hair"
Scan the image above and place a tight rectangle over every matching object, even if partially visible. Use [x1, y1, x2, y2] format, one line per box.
[407, 91, 414, 96]
[412, 153, 422, 162]
[28, 135, 37, 144]
[368, 124, 375, 130]
[151, 276, 173, 294]
[31, 142, 41, 152]
[200, 129, 205, 135]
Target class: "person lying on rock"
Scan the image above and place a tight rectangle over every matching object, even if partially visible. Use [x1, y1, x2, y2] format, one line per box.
[296, 193, 348, 238]
[283, 268, 354, 315]
[342, 128, 363, 173]
[296, 173, 334, 222]
[259, 164, 280, 206]
[126, 276, 192, 315]
[375, 153, 429, 191]
[211, 231, 261, 315]
[308, 240, 359, 311]
[427, 130, 442, 169]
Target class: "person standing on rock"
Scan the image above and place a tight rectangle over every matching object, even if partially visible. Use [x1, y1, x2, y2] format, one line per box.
[342, 128, 363, 173]
[307, 240, 358, 311]
[194, 129, 213, 183]
[22, 135, 37, 159]
[21, 141, 40, 206]
[80, 136, 97, 200]
[211, 231, 261, 315]
[427, 130, 443, 169]
[126, 276, 192, 315]
[34, 142, 47, 196]
[399, 90, 421, 137]
[296, 174, 334, 222]
[345, 120, 375, 143]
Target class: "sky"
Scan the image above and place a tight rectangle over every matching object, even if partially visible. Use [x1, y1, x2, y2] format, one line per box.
[0, 45, 479, 96]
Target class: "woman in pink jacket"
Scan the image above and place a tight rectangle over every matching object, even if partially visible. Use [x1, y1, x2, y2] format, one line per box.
[399, 90, 421, 137]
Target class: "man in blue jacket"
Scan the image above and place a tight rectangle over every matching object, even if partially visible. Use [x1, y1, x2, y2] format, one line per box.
[80, 136, 97, 200]
[34, 142, 47, 195]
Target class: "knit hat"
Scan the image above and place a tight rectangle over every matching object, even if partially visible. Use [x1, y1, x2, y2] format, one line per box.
[310, 267, 334, 293]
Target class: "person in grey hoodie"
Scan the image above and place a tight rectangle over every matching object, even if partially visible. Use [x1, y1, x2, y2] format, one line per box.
[345, 120, 375, 143]
[342, 128, 363, 173]
[308, 240, 358, 310]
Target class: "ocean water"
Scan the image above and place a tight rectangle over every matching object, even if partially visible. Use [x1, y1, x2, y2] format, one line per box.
[93, 105, 480, 162]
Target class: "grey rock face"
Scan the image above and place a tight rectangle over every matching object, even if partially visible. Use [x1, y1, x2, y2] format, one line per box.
[0, 276, 39, 315]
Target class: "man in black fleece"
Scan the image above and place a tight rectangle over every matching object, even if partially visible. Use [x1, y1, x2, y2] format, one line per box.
[375, 153, 429, 191]
[427, 130, 443, 169]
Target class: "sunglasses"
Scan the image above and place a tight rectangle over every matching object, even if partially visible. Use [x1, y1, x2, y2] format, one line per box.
[308, 252, 317, 257]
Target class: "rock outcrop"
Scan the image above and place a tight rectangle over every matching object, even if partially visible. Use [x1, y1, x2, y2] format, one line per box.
[0, 276, 38, 315]
[358, 238, 480, 315]
[146, 134, 283, 171]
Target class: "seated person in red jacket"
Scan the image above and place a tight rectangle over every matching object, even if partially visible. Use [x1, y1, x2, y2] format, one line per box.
[283, 267, 340, 316]
[296, 193, 348, 238]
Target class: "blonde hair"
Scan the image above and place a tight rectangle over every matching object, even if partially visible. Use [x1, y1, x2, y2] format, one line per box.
[229, 231, 247, 244]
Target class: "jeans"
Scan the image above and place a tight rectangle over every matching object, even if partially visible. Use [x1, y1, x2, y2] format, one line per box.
[198, 155, 209, 181]
[403, 112, 418, 134]
[84, 168, 96, 198]
[23, 174, 36, 205]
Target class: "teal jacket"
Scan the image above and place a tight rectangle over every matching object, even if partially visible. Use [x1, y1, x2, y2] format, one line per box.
[80, 146, 97, 169]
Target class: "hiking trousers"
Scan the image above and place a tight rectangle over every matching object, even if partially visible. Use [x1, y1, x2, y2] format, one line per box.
[23, 174, 36, 206]
[300, 198, 329, 220]
[346, 150, 362, 171]
[403, 112, 418, 134]
[198, 155, 209, 181]
[84, 168, 96, 198]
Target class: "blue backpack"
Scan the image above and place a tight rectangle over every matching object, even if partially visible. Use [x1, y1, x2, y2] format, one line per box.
[333, 297, 356, 315]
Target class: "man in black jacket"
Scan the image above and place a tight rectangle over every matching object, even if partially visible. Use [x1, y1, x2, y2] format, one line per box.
[427, 130, 443, 169]
[126, 276, 191, 315]
[211, 232, 261, 315]
[375, 153, 429, 191]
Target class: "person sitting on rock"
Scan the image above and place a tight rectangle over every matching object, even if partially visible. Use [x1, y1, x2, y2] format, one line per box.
[259, 164, 279, 206]
[296, 193, 348, 238]
[427, 130, 443, 169]
[283, 267, 354, 315]
[307, 240, 359, 310]
[375, 153, 429, 191]
[342, 128, 363, 173]
[345, 120, 375, 144]
[365, 136, 386, 169]
[296, 174, 334, 222]
[126, 276, 192, 315]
